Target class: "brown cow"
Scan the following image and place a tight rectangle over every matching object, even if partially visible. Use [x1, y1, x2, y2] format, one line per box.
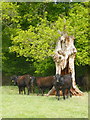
[11, 74, 33, 95]
[30, 76, 56, 96]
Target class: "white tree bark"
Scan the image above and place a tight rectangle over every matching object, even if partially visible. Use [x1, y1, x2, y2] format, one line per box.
[46, 31, 83, 96]
[53, 32, 77, 88]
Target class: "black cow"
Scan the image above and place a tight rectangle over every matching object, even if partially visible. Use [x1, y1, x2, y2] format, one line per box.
[11, 74, 33, 95]
[30, 76, 56, 96]
[54, 74, 72, 100]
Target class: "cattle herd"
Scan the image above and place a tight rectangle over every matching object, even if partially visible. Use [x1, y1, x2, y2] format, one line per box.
[11, 73, 73, 100]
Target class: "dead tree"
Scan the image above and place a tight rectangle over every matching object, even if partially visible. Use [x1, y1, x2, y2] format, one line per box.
[47, 31, 83, 96]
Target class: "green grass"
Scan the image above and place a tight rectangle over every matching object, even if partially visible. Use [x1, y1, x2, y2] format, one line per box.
[0, 86, 88, 118]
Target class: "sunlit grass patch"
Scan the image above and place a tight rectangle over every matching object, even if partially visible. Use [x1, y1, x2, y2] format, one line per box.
[1, 86, 88, 118]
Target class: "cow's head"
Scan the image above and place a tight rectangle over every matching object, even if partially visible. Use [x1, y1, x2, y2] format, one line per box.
[55, 74, 61, 83]
[55, 74, 64, 86]
[11, 75, 18, 85]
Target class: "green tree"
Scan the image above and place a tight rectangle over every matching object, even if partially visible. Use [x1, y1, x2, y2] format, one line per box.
[2, 2, 89, 77]
[2, 2, 35, 75]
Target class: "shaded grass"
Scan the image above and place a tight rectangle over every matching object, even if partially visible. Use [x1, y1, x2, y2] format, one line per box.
[1, 86, 88, 118]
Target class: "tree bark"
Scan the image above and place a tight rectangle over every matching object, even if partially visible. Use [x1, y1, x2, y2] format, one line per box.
[46, 31, 83, 96]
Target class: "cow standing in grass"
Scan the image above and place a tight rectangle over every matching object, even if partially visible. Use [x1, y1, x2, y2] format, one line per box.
[54, 73, 72, 100]
[30, 76, 56, 96]
[11, 74, 33, 95]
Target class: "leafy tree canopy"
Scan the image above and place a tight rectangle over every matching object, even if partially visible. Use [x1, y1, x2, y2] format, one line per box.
[2, 2, 89, 76]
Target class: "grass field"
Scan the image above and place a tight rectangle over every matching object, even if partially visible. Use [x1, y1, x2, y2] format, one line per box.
[0, 86, 88, 118]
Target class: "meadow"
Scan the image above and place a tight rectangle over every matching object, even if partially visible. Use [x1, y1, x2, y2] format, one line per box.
[0, 86, 88, 118]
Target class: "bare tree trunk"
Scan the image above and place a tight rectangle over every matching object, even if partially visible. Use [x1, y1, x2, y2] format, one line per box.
[68, 56, 83, 95]
[46, 31, 83, 96]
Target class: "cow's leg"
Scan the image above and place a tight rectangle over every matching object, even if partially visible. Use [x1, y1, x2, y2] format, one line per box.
[18, 87, 21, 94]
[27, 89, 29, 95]
[24, 87, 26, 94]
[67, 87, 72, 98]
[20, 87, 25, 94]
[66, 89, 69, 99]
[66, 88, 71, 99]
[68, 87, 72, 98]
[55, 86, 60, 100]
[57, 90, 60, 100]
[21, 87, 23, 94]
[70, 90, 72, 97]
[62, 89, 65, 100]
[27, 86, 30, 95]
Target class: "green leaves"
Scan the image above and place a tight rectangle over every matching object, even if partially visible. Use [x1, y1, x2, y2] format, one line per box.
[9, 2, 89, 66]
[2, 2, 20, 28]
[2, 2, 89, 76]
[9, 17, 59, 62]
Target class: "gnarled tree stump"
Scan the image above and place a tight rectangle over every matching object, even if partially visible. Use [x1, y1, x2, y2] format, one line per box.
[47, 31, 83, 96]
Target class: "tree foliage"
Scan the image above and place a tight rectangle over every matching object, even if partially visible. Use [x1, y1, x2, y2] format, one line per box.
[2, 2, 89, 76]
